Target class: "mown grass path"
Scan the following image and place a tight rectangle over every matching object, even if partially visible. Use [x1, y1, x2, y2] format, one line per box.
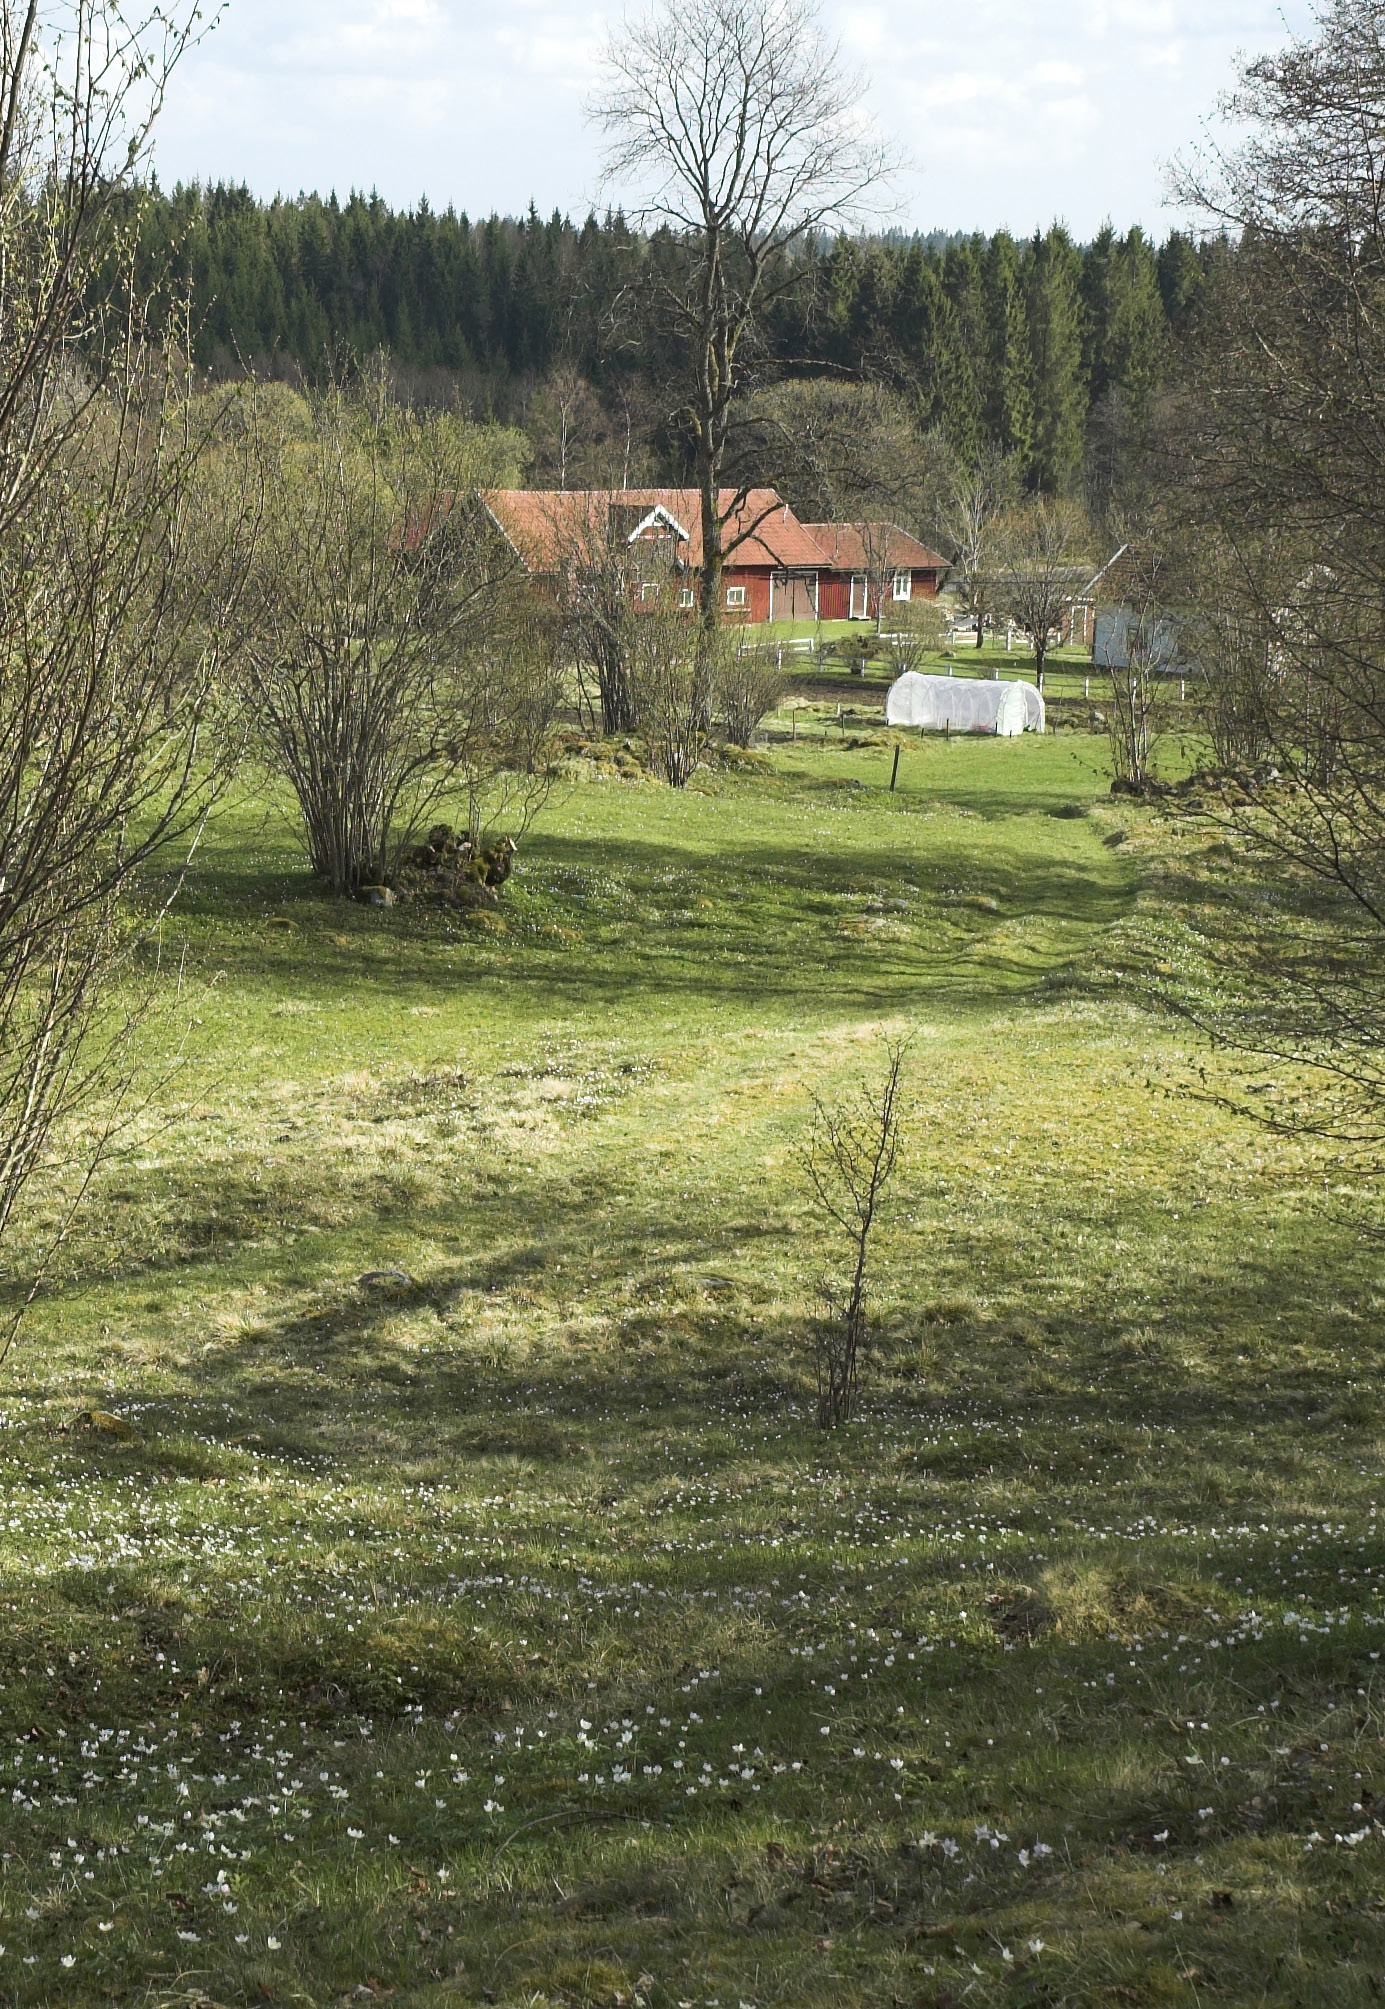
[0, 735, 1380, 2007]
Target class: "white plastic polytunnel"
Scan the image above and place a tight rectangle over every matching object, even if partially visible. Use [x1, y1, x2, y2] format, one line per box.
[885, 672, 1044, 736]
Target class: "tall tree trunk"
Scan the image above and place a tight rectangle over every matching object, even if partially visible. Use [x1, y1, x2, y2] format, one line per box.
[697, 448, 722, 636]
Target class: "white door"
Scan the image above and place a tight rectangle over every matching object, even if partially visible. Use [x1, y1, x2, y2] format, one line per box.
[850, 573, 867, 620]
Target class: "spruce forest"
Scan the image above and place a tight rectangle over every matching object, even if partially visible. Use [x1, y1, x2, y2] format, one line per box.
[129, 183, 1208, 497]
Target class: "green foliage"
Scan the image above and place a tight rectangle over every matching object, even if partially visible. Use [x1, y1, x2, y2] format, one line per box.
[118, 186, 1217, 496]
[1026, 226, 1087, 493]
[982, 232, 1036, 469]
[1082, 223, 1171, 420]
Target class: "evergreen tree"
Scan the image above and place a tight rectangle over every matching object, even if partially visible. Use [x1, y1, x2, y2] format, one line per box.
[1082, 225, 1167, 417]
[1026, 225, 1086, 492]
[981, 232, 1034, 471]
[936, 238, 986, 461]
[1156, 229, 1209, 340]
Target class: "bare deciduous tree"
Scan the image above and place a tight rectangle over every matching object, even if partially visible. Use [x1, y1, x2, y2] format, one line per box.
[802, 1037, 908, 1430]
[1182, 545, 1277, 772]
[242, 377, 555, 895]
[524, 369, 655, 494]
[1155, 0, 1385, 1143]
[592, 0, 896, 633]
[743, 380, 926, 526]
[936, 443, 1020, 649]
[992, 496, 1091, 690]
[742, 379, 956, 637]
[0, 0, 242, 1339]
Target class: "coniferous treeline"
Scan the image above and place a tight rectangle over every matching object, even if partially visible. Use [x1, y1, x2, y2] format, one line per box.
[125, 182, 1220, 493]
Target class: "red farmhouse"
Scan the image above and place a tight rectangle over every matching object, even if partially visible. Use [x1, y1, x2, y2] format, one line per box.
[479, 487, 948, 624]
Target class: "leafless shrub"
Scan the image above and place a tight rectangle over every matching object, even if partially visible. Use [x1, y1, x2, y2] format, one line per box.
[880, 600, 947, 682]
[627, 589, 713, 787]
[801, 1037, 909, 1429]
[546, 491, 645, 736]
[241, 372, 556, 894]
[717, 646, 784, 748]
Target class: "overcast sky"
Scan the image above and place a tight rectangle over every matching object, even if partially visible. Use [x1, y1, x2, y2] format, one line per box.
[151, 0, 1321, 238]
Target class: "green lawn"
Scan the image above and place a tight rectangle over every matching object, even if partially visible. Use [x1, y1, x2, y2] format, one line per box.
[0, 733, 1381, 2006]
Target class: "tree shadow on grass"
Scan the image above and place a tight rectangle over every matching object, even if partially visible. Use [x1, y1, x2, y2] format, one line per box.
[32, 1145, 1368, 1505]
[2, 1167, 1378, 1762]
[156, 829, 1140, 1026]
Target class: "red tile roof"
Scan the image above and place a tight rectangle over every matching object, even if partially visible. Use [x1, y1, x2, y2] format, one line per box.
[480, 488, 832, 573]
[801, 522, 949, 573]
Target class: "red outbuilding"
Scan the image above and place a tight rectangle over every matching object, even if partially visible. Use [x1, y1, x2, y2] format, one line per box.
[801, 522, 950, 622]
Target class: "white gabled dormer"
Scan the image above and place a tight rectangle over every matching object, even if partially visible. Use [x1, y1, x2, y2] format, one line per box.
[623, 503, 691, 545]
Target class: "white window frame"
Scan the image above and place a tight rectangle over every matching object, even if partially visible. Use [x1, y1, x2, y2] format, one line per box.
[679, 586, 695, 608]
[725, 583, 747, 608]
[892, 569, 913, 602]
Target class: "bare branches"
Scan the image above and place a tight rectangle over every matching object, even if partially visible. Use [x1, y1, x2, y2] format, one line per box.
[596, 0, 891, 253]
[241, 379, 551, 894]
[591, 0, 896, 628]
[0, 1, 239, 1332]
[801, 1036, 909, 1429]
[880, 600, 946, 682]
[741, 378, 934, 519]
[991, 497, 1091, 691]
[936, 445, 1020, 649]
[543, 490, 644, 736]
[716, 643, 783, 748]
[0, 0, 217, 533]
[625, 579, 713, 786]
[1152, 2, 1385, 1156]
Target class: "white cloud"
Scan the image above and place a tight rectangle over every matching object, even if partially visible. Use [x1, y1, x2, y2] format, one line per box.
[837, 8, 891, 56]
[496, 16, 605, 83]
[149, 0, 1321, 229]
[1033, 60, 1087, 88]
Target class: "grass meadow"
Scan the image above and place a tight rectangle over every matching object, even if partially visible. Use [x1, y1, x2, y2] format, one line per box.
[0, 725, 1382, 2007]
